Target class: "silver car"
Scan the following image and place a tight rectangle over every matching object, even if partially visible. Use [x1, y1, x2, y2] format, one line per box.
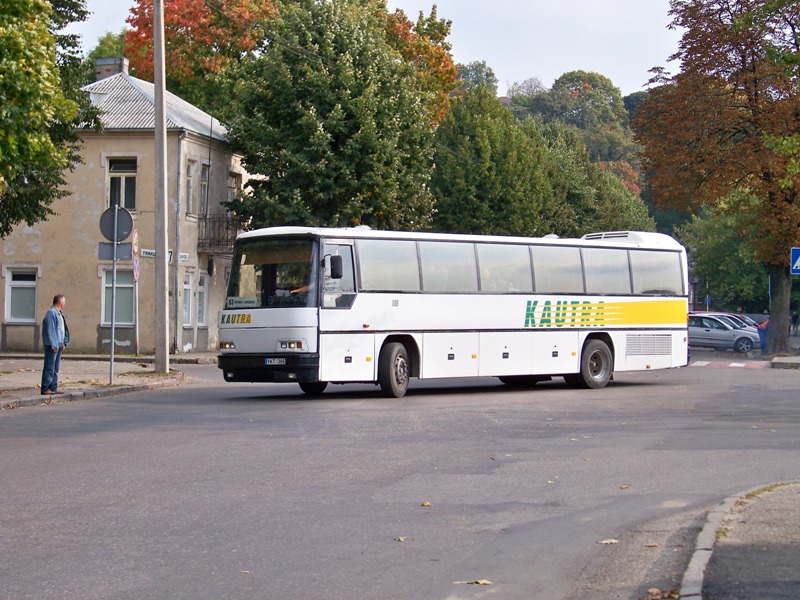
[688, 314, 760, 353]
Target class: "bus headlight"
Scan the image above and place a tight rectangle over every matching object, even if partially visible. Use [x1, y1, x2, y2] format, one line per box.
[220, 341, 237, 350]
[279, 340, 304, 351]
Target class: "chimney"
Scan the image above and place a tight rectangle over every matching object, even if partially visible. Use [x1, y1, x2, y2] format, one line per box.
[95, 57, 129, 81]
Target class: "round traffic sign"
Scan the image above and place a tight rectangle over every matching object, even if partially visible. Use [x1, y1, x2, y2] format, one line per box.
[133, 256, 140, 282]
[99, 206, 134, 242]
[132, 229, 139, 255]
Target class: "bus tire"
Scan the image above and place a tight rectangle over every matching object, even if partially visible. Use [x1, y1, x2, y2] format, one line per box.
[378, 342, 409, 398]
[299, 381, 328, 395]
[567, 339, 613, 389]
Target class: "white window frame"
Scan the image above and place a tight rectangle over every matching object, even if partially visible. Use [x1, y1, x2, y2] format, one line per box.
[101, 268, 135, 326]
[183, 272, 193, 327]
[199, 163, 210, 217]
[197, 271, 208, 327]
[107, 157, 138, 211]
[2, 265, 41, 324]
[185, 159, 196, 215]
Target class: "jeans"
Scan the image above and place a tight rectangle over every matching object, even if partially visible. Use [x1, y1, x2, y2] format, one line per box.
[41, 348, 62, 393]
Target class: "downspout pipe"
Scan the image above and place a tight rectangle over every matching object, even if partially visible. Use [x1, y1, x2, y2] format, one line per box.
[174, 131, 187, 353]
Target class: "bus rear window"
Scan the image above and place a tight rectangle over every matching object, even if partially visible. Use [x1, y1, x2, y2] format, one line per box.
[630, 250, 684, 295]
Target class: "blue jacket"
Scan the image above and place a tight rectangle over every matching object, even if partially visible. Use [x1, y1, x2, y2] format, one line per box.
[42, 306, 67, 352]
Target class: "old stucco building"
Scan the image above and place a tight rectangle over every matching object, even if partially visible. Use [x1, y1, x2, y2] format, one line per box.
[0, 58, 244, 354]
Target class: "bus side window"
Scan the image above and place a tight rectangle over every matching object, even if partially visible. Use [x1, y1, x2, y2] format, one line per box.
[323, 244, 356, 308]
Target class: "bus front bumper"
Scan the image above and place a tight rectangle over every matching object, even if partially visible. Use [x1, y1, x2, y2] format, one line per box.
[218, 353, 321, 383]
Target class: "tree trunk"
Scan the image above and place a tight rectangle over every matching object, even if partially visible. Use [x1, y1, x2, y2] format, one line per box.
[766, 264, 792, 354]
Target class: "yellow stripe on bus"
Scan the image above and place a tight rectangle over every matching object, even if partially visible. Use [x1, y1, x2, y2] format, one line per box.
[601, 299, 687, 326]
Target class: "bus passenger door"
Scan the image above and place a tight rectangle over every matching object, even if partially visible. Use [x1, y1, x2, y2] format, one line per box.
[319, 242, 374, 382]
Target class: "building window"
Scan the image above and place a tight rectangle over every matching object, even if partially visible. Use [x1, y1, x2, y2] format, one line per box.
[227, 172, 242, 204]
[102, 270, 134, 325]
[197, 272, 208, 326]
[185, 160, 195, 214]
[4, 268, 38, 323]
[199, 165, 210, 217]
[183, 272, 193, 327]
[109, 158, 137, 210]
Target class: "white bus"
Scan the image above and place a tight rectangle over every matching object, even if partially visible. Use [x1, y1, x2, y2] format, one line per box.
[218, 226, 688, 397]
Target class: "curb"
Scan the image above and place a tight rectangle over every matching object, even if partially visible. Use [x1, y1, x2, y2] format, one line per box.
[0, 353, 218, 365]
[0, 371, 185, 411]
[679, 483, 789, 599]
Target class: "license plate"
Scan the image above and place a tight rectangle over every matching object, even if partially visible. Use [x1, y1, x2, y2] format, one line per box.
[265, 358, 286, 366]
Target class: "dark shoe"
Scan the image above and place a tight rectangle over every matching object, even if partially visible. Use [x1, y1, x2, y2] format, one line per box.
[41, 391, 55, 396]
[52, 391, 64, 395]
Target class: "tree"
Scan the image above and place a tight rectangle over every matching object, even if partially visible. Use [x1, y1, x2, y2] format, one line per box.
[385, 5, 459, 124]
[220, 0, 436, 230]
[0, 0, 83, 238]
[457, 61, 498, 94]
[430, 85, 552, 236]
[675, 199, 769, 313]
[124, 0, 279, 111]
[519, 70, 638, 163]
[535, 119, 654, 237]
[84, 30, 125, 83]
[429, 86, 654, 239]
[508, 76, 548, 100]
[635, 0, 800, 353]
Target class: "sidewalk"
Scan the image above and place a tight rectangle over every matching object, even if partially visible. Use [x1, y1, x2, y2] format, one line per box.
[0, 352, 217, 410]
[681, 482, 800, 600]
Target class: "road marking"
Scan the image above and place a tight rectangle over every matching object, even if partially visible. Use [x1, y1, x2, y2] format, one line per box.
[690, 360, 770, 369]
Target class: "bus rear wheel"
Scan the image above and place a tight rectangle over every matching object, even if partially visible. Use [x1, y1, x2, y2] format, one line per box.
[299, 381, 328, 395]
[378, 342, 409, 398]
[566, 339, 613, 389]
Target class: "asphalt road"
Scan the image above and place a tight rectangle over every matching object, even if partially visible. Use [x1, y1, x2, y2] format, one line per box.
[2, 360, 799, 600]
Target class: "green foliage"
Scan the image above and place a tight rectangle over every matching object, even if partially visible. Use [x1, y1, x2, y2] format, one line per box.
[430, 85, 550, 236]
[536, 119, 654, 236]
[220, 0, 435, 230]
[516, 70, 638, 163]
[623, 90, 647, 122]
[0, 0, 92, 238]
[457, 61, 498, 94]
[429, 87, 654, 238]
[675, 200, 769, 312]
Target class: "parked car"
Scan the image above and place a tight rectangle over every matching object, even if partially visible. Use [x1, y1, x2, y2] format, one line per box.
[691, 311, 758, 334]
[688, 314, 761, 353]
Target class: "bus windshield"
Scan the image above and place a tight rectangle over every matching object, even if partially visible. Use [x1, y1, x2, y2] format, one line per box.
[225, 237, 318, 309]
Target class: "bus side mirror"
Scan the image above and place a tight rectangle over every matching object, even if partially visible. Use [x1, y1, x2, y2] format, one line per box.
[329, 255, 344, 280]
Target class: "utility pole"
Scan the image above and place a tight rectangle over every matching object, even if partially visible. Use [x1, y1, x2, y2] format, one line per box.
[154, 0, 169, 374]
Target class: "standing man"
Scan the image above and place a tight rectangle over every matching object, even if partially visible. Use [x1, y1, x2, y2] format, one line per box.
[41, 295, 67, 395]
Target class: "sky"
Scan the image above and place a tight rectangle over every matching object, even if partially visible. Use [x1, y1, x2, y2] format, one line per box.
[66, 0, 682, 97]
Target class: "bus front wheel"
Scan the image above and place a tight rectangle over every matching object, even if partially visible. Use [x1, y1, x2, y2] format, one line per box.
[566, 339, 613, 389]
[378, 342, 409, 398]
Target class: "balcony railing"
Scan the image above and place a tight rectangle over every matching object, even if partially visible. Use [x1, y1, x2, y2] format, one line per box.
[197, 214, 239, 254]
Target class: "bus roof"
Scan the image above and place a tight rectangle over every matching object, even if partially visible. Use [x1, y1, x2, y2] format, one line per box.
[236, 226, 684, 251]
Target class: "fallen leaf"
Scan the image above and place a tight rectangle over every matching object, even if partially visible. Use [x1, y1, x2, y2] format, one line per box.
[394, 536, 408, 542]
[640, 587, 679, 599]
[645, 543, 659, 548]
[452, 580, 492, 585]
[421, 501, 432, 507]
[620, 484, 630, 490]
[598, 538, 619, 545]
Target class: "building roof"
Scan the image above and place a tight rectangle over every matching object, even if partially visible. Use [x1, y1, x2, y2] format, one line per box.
[82, 73, 227, 141]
